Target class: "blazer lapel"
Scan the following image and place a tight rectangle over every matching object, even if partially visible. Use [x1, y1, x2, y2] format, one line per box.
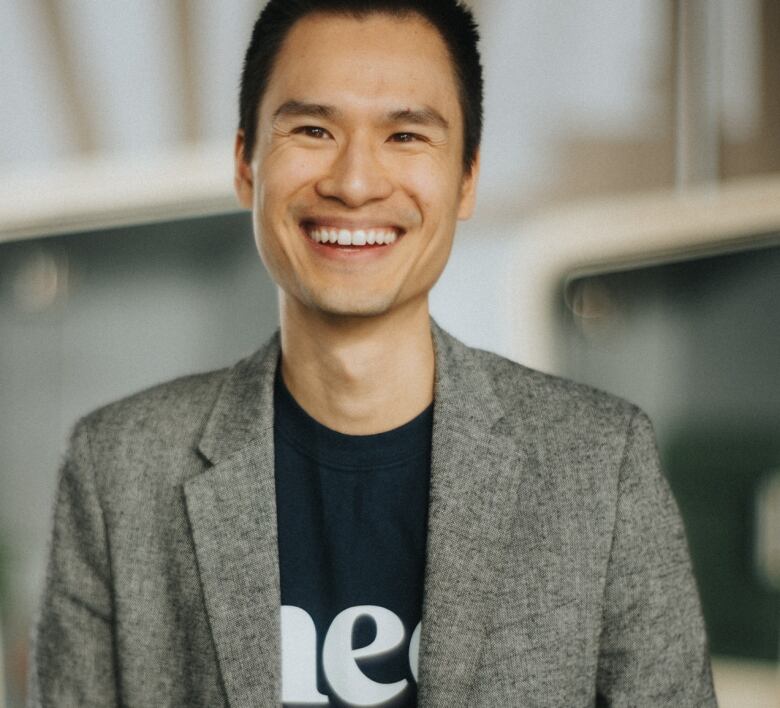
[184, 334, 282, 707]
[417, 323, 531, 706]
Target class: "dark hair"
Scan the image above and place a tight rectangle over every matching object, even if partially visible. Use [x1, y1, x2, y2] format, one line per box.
[238, 0, 483, 172]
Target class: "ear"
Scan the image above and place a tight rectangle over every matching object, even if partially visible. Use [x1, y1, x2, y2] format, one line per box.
[233, 129, 254, 209]
[457, 151, 480, 220]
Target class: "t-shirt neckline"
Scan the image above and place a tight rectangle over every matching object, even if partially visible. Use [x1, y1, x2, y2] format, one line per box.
[273, 365, 434, 469]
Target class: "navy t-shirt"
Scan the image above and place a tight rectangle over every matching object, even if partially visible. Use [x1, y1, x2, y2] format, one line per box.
[274, 369, 432, 707]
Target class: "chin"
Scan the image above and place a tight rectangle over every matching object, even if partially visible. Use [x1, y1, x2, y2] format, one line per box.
[303, 286, 397, 319]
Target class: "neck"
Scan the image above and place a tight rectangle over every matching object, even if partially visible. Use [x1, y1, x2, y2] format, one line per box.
[279, 295, 435, 435]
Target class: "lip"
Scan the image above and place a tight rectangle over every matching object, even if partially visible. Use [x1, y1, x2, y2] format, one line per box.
[300, 218, 404, 234]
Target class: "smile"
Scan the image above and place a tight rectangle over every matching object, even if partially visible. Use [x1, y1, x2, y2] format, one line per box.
[303, 224, 400, 247]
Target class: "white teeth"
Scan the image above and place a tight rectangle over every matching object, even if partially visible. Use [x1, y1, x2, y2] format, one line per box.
[306, 226, 399, 247]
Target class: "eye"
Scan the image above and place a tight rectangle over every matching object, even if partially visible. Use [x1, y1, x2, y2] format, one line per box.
[294, 126, 332, 140]
[389, 132, 424, 144]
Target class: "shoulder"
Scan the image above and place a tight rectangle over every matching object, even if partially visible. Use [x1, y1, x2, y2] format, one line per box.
[432, 322, 650, 484]
[79, 365, 230, 445]
[68, 363, 236, 497]
[479, 346, 638, 427]
[435, 323, 640, 436]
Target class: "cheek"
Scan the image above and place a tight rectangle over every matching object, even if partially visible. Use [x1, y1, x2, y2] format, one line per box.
[285, 153, 324, 185]
[257, 149, 328, 212]
[400, 159, 463, 221]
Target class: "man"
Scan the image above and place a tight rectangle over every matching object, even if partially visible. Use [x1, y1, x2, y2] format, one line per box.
[29, 0, 716, 706]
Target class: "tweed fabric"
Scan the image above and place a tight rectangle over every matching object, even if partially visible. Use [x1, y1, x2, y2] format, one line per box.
[29, 322, 717, 707]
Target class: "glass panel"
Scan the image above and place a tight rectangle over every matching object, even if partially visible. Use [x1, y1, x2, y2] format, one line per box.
[558, 239, 780, 704]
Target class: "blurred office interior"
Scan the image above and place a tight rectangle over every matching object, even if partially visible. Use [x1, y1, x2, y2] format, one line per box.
[1, 1, 779, 705]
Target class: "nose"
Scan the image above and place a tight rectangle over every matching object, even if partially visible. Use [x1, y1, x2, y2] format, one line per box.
[315, 135, 393, 207]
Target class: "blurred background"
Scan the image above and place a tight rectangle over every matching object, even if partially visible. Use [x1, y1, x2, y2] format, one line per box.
[1, 0, 779, 705]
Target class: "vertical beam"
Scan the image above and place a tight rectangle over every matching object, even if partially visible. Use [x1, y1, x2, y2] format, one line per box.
[674, 0, 721, 188]
[37, 0, 98, 154]
[759, 0, 780, 170]
[174, 0, 201, 144]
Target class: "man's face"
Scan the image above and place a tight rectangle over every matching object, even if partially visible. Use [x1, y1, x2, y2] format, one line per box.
[234, 11, 479, 318]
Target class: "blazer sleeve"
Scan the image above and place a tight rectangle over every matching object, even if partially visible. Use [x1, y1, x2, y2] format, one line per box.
[28, 420, 118, 707]
[595, 409, 717, 706]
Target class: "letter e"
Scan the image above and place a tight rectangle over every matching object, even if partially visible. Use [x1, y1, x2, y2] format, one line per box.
[323, 606, 408, 706]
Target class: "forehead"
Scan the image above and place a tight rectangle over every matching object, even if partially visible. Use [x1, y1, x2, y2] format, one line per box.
[261, 12, 461, 122]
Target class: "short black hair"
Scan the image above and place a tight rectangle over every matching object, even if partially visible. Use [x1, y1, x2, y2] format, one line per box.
[238, 0, 483, 172]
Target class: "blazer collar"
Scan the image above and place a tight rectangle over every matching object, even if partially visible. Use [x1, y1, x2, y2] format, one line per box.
[197, 331, 280, 465]
[196, 320, 507, 464]
[186, 321, 526, 706]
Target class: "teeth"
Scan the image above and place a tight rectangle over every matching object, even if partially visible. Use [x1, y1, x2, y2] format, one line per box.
[307, 226, 399, 247]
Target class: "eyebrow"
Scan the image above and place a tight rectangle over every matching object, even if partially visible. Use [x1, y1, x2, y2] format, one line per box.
[272, 100, 339, 121]
[385, 107, 450, 131]
[272, 100, 450, 131]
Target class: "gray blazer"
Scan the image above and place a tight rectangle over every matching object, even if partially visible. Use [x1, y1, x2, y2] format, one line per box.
[29, 322, 716, 707]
